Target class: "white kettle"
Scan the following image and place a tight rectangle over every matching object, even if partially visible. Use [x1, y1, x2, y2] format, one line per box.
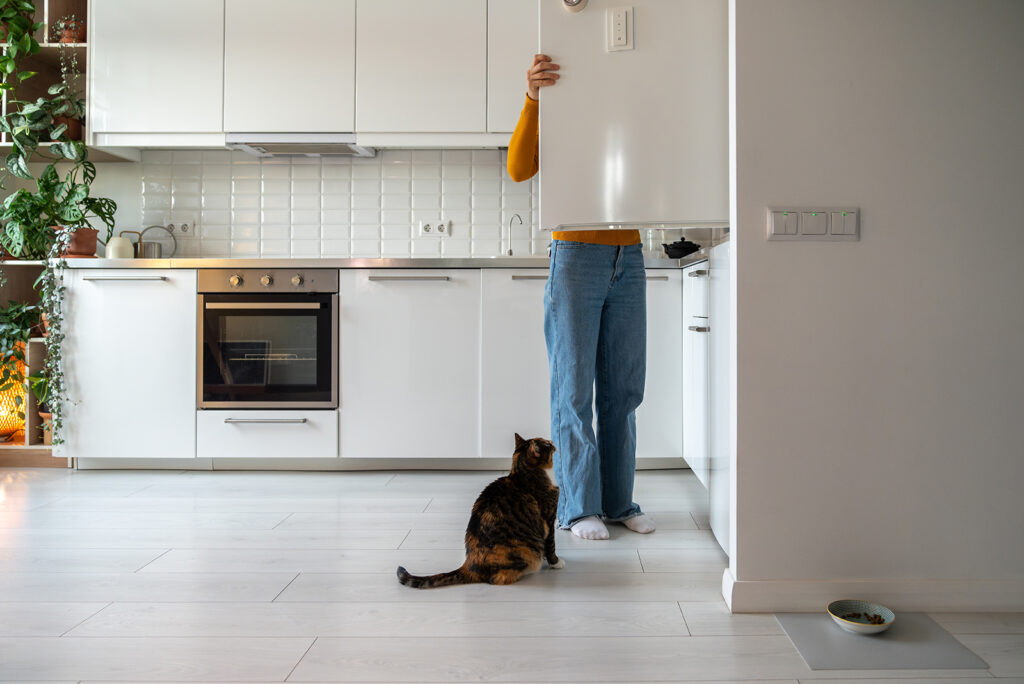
[104, 232, 136, 259]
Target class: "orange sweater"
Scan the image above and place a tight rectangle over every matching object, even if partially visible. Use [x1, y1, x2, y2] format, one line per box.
[506, 95, 641, 246]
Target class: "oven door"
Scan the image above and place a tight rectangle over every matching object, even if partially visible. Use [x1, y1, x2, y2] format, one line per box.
[198, 293, 338, 409]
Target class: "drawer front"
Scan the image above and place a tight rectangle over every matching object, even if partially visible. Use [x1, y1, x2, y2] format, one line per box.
[197, 410, 339, 459]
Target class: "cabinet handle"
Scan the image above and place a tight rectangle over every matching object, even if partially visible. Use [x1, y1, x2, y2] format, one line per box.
[688, 325, 710, 333]
[646, 275, 670, 281]
[511, 275, 548, 281]
[687, 269, 709, 278]
[82, 275, 168, 281]
[223, 418, 308, 424]
[205, 302, 321, 310]
[368, 275, 450, 281]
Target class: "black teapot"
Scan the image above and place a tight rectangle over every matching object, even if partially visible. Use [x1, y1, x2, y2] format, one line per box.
[661, 238, 700, 259]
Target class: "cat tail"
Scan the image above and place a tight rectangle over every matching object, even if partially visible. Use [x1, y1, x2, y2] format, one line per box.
[396, 563, 472, 589]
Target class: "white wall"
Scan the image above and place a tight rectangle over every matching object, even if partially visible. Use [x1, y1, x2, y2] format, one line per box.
[728, 0, 1024, 611]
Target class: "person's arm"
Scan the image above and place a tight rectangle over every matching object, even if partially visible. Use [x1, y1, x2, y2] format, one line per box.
[507, 95, 539, 182]
[506, 55, 559, 183]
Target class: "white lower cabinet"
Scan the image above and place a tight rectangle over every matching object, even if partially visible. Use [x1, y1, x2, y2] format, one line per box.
[682, 261, 711, 485]
[637, 270, 684, 460]
[480, 270, 550, 458]
[62, 270, 197, 459]
[339, 269, 481, 458]
[197, 410, 339, 459]
[707, 242, 731, 554]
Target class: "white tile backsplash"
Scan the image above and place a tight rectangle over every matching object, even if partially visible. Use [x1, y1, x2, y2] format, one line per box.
[130, 149, 543, 258]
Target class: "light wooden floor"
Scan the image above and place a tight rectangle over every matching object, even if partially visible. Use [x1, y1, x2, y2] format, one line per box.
[0, 467, 1021, 682]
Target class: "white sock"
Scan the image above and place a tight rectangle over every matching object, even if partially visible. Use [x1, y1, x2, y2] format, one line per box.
[621, 514, 656, 534]
[570, 516, 609, 540]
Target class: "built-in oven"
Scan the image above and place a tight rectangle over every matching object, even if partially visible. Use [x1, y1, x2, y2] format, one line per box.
[197, 269, 338, 409]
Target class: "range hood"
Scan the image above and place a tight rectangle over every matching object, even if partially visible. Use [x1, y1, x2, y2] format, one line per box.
[225, 133, 375, 158]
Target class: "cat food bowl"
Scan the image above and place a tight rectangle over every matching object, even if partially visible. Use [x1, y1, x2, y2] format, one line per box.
[827, 599, 896, 634]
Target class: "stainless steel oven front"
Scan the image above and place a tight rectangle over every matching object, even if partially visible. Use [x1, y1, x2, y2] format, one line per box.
[197, 269, 339, 409]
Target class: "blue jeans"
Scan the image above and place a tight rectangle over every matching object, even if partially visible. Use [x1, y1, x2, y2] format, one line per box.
[544, 240, 646, 528]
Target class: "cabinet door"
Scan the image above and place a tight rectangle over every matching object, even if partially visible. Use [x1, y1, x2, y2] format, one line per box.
[682, 261, 710, 485]
[89, 0, 224, 134]
[636, 270, 683, 460]
[707, 243, 731, 554]
[356, 0, 486, 133]
[339, 270, 481, 458]
[487, 0, 538, 133]
[62, 270, 197, 459]
[224, 0, 355, 132]
[480, 270, 550, 458]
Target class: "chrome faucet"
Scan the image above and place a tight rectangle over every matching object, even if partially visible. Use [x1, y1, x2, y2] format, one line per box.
[507, 213, 523, 256]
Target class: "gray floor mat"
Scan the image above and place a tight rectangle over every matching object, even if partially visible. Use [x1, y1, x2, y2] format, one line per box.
[776, 612, 989, 671]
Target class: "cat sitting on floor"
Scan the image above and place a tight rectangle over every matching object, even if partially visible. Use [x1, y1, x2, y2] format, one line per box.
[397, 434, 564, 588]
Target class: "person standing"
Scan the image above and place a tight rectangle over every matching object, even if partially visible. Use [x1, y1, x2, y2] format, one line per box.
[506, 54, 655, 540]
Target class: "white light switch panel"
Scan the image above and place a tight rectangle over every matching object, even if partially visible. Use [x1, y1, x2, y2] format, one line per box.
[766, 207, 860, 241]
[607, 6, 633, 51]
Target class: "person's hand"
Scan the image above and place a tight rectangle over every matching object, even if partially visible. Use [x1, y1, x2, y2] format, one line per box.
[527, 54, 560, 101]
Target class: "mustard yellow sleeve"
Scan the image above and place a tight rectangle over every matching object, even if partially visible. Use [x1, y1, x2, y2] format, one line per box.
[506, 95, 539, 182]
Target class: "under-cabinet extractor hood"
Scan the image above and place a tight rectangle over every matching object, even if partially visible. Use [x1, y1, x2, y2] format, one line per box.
[225, 133, 375, 158]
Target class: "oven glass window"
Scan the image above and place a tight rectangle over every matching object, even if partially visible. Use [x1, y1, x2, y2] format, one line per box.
[202, 294, 335, 406]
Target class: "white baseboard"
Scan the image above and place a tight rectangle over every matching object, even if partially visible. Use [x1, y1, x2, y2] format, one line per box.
[722, 567, 1024, 613]
[76, 457, 686, 471]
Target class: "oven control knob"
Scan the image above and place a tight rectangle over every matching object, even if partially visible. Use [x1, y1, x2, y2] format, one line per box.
[228, 274, 243, 288]
[291, 274, 304, 287]
[260, 274, 273, 287]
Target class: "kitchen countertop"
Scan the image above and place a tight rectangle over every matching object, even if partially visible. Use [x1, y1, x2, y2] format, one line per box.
[59, 253, 711, 270]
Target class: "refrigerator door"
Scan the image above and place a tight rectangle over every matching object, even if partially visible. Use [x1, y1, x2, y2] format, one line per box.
[539, 0, 728, 231]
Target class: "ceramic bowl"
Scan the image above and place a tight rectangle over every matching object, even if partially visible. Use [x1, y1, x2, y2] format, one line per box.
[827, 599, 896, 635]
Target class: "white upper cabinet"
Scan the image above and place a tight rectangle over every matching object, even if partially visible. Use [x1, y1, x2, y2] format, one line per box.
[89, 0, 224, 141]
[224, 0, 355, 132]
[636, 270, 683, 461]
[61, 270, 197, 460]
[487, 0, 539, 133]
[355, 0, 487, 133]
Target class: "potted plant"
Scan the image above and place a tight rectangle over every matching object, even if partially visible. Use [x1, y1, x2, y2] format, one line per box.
[29, 372, 49, 444]
[47, 31, 85, 140]
[0, 1, 41, 80]
[50, 14, 84, 43]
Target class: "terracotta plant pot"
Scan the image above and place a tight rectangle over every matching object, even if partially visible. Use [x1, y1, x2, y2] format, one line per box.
[55, 22, 85, 43]
[39, 311, 48, 337]
[52, 115, 83, 141]
[38, 411, 52, 446]
[52, 226, 99, 258]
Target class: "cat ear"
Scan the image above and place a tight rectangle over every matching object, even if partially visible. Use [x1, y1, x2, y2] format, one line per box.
[514, 433, 525, 448]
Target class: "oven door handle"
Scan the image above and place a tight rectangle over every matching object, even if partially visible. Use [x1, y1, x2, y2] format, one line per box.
[204, 302, 323, 310]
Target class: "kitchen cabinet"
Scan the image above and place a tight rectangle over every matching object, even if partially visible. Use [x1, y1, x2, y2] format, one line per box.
[707, 242, 731, 554]
[480, 270, 550, 458]
[61, 270, 197, 459]
[89, 0, 225, 145]
[224, 0, 355, 133]
[197, 410, 339, 459]
[339, 269, 481, 458]
[355, 0, 487, 133]
[636, 270, 684, 460]
[487, 0, 539, 133]
[682, 261, 710, 485]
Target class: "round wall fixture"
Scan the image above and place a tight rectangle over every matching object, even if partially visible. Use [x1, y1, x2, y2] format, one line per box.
[563, 0, 588, 13]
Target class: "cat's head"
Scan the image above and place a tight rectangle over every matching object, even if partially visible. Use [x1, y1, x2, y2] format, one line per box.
[513, 433, 556, 470]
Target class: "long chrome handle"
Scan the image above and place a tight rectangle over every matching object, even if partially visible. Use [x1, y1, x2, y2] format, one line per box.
[688, 325, 710, 333]
[368, 275, 451, 281]
[223, 418, 309, 424]
[82, 275, 167, 281]
[687, 269, 709, 278]
[205, 302, 321, 310]
[511, 275, 548, 281]
[646, 275, 670, 281]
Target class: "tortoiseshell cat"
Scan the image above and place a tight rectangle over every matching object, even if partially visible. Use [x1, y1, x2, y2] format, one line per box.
[397, 434, 564, 588]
